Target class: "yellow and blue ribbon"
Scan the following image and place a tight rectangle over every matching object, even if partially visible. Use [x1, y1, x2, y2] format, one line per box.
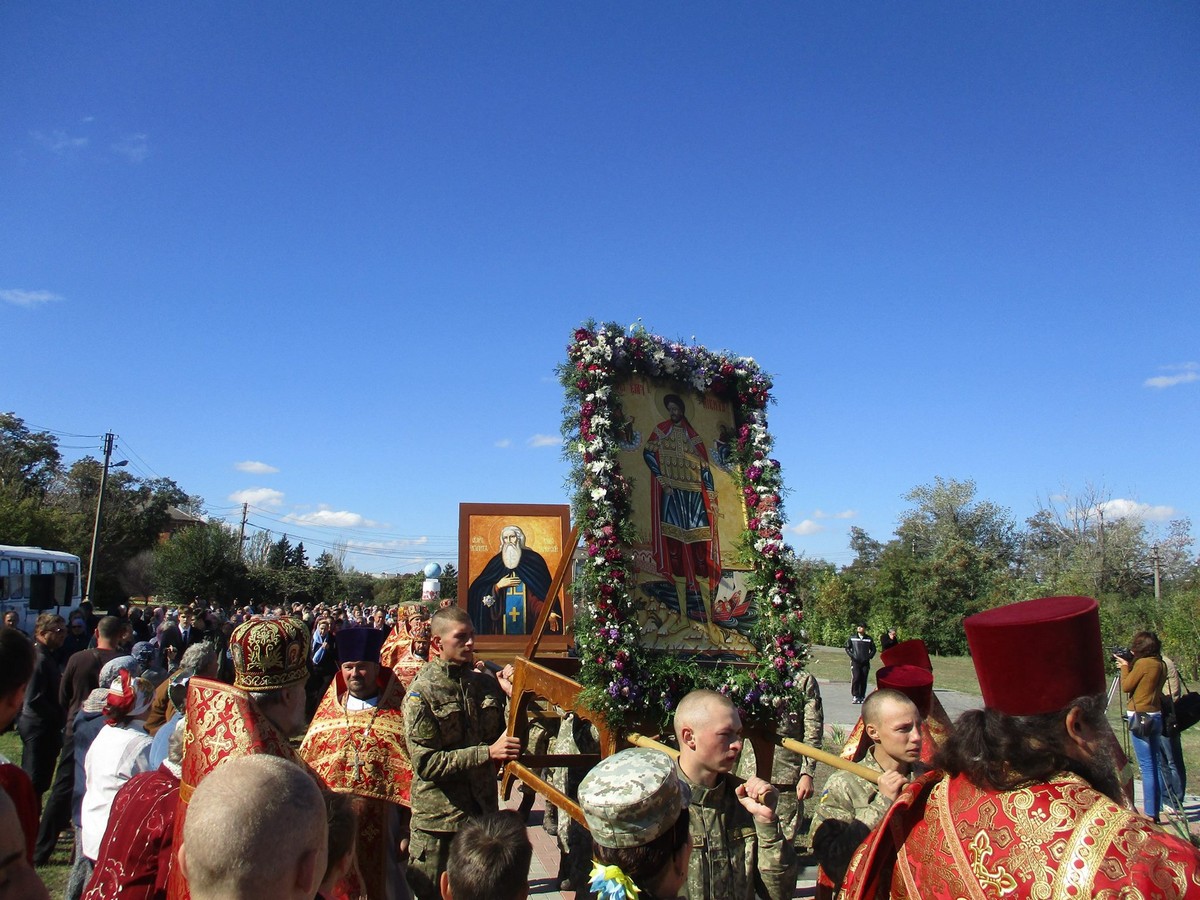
[588, 861, 641, 900]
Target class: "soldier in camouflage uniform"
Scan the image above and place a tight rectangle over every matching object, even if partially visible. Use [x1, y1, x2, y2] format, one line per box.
[809, 688, 924, 891]
[578, 747, 692, 899]
[546, 710, 601, 892]
[673, 690, 798, 900]
[403, 607, 519, 900]
[771, 670, 823, 848]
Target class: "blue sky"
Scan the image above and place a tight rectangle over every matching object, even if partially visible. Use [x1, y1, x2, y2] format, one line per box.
[3, 3, 1197, 574]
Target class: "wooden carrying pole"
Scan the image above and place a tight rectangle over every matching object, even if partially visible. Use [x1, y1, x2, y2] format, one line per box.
[626, 732, 880, 786]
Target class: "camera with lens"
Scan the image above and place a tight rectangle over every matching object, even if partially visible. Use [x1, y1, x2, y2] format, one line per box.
[1109, 646, 1134, 662]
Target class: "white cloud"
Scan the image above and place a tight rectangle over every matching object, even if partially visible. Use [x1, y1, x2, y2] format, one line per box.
[31, 129, 88, 154]
[284, 507, 382, 529]
[813, 508, 856, 520]
[235, 460, 279, 474]
[1, 289, 62, 308]
[1097, 499, 1176, 523]
[494, 438, 512, 448]
[112, 133, 149, 163]
[1144, 362, 1198, 389]
[788, 519, 826, 536]
[228, 487, 285, 508]
[527, 434, 562, 448]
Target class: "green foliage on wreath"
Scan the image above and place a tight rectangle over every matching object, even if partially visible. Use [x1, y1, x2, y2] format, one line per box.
[559, 321, 811, 732]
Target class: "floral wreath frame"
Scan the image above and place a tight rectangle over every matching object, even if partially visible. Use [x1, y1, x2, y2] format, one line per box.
[559, 322, 809, 731]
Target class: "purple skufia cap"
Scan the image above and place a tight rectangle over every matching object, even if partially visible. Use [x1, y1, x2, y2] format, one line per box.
[336, 627, 385, 664]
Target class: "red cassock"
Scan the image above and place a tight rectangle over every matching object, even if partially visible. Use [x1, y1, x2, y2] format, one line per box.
[387, 644, 428, 692]
[83, 766, 179, 900]
[841, 770, 1200, 900]
[300, 668, 411, 900]
[377, 627, 411, 673]
[0, 762, 39, 863]
[167, 677, 305, 900]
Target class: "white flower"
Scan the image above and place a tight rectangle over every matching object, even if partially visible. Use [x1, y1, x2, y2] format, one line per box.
[591, 487, 607, 500]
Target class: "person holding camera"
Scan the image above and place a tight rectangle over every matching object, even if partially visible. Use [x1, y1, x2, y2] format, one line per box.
[1114, 631, 1167, 823]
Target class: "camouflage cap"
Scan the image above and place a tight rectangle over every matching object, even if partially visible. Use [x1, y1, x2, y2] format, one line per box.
[578, 748, 689, 849]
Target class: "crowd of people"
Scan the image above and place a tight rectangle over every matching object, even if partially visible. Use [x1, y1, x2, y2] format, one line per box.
[0, 593, 1197, 899]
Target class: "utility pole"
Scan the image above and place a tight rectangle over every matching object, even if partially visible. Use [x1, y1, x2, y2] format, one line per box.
[237, 503, 249, 559]
[84, 433, 127, 603]
[1150, 543, 1162, 601]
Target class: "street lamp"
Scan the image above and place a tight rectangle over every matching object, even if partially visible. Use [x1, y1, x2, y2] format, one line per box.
[84, 431, 128, 603]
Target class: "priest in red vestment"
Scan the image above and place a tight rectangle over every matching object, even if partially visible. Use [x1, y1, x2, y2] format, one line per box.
[379, 604, 431, 690]
[300, 627, 411, 900]
[841, 595, 1200, 900]
[167, 615, 314, 900]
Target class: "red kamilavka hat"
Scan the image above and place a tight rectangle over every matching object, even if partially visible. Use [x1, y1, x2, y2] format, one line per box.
[880, 639, 933, 672]
[964, 595, 1106, 716]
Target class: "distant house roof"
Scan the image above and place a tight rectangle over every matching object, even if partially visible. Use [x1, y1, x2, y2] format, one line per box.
[167, 506, 205, 525]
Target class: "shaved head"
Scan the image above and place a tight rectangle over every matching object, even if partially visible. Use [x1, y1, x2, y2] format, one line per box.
[673, 689, 734, 739]
[862, 689, 923, 771]
[674, 690, 745, 786]
[862, 689, 916, 728]
[182, 755, 327, 900]
[431, 605, 472, 637]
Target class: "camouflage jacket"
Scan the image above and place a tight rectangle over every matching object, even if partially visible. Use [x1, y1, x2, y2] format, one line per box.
[678, 761, 799, 900]
[771, 671, 824, 783]
[403, 658, 506, 833]
[809, 751, 917, 889]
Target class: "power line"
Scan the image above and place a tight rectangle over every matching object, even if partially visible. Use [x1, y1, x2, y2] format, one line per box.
[240, 504, 454, 542]
[242, 521, 455, 562]
[23, 422, 104, 440]
[115, 438, 164, 481]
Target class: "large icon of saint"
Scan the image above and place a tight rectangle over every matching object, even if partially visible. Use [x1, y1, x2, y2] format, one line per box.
[466, 525, 554, 635]
[643, 393, 723, 641]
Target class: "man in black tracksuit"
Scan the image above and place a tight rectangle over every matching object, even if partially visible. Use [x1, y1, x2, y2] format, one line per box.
[844, 624, 876, 704]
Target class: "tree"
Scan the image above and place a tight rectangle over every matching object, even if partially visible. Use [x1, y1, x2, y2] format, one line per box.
[49, 458, 185, 607]
[153, 522, 247, 606]
[1024, 485, 1159, 598]
[119, 549, 156, 600]
[439, 563, 459, 600]
[0, 413, 68, 547]
[243, 530, 273, 568]
[267, 535, 294, 570]
[289, 541, 308, 569]
[0, 413, 62, 501]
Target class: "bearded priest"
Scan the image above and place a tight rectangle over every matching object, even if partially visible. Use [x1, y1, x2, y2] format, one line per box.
[301, 626, 411, 900]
